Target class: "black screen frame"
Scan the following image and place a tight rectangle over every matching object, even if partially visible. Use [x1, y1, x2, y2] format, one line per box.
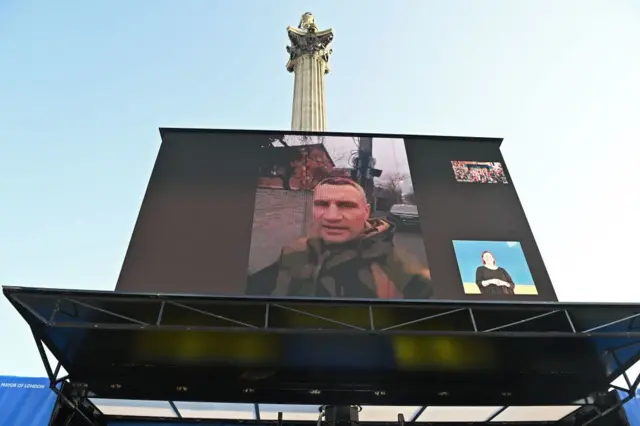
[114, 128, 557, 302]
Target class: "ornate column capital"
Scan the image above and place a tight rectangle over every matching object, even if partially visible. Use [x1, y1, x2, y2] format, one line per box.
[285, 13, 334, 74]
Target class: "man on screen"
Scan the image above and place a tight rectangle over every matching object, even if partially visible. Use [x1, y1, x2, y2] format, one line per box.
[246, 177, 433, 299]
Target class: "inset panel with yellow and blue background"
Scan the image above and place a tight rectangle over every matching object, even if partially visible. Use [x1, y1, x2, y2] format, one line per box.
[452, 240, 538, 296]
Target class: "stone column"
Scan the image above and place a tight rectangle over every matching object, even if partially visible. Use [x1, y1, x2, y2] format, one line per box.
[286, 13, 334, 132]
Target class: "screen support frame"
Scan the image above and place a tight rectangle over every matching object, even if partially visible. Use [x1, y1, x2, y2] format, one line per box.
[7, 286, 640, 425]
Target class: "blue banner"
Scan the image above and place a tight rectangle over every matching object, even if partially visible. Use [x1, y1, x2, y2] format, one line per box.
[619, 390, 640, 426]
[0, 376, 56, 426]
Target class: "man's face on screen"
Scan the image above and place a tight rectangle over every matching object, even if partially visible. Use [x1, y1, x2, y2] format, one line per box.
[312, 184, 370, 244]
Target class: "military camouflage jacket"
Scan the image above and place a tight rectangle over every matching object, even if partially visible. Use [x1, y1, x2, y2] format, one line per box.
[249, 218, 433, 299]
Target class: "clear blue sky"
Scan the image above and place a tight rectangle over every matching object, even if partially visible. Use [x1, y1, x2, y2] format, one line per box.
[452, 240, 534, 285]
[1, 0, 639, 378]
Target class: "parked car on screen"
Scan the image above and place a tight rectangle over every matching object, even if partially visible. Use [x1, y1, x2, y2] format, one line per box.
[386, 204, 421, 231]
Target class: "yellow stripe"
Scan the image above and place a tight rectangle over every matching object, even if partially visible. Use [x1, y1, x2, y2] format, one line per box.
[462, 283, 539, 295]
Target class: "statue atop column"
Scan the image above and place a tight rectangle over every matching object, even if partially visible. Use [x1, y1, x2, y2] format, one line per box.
[298, 12, 318, 32]
[286, 12, 334, 74]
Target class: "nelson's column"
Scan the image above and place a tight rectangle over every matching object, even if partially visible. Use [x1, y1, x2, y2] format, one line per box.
[286, 13, 334, 132]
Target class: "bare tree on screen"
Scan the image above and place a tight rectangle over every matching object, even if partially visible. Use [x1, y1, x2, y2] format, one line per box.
[403, 191, 417, 205]
[378, 172, 408, 204]
[326, 147, 352, 166]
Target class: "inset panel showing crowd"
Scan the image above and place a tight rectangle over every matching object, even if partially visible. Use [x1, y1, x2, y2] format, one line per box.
[451, 161, 508, 184]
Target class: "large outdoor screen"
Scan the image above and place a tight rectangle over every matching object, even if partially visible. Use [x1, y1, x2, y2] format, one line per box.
[115, 129, 557, 301]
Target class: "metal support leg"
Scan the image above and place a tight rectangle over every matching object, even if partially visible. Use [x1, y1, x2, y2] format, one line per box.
[578, 346, 639, 426]
[397, 413, 405, 426]
[581, 394, 633, 426]
[168, 401, 182, 418]
[632, 373, 640, 394]
[324, 405, 360, 426]
[611, 351, 633, 391]
[485, 406, 508, 422]
[468, 308, 478, 332]
[31, 328, 99, 426]
[50, 386, 100, 426]
[156, 301, 166, 326]
[564, 309, 577, 332]
[32, 330, 55, 382]
[410, 406, 427, 422]
[608, 346, 640, 397]
[369, 306, 375, 331]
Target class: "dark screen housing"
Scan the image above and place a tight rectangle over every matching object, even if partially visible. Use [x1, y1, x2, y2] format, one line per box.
[115, 128, 557, 302]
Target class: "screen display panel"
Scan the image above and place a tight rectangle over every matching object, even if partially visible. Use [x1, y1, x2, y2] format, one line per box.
[115, 129, 556, 301]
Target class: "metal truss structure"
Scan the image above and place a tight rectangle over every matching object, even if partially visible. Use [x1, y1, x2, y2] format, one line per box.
[4, 286, 640, 426]
[36, 350, 639, 426]
[9, 286, 640, 337]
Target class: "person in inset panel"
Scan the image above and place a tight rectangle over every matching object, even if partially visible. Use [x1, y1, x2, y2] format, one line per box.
[246, 177, 433, 299]
[475, 251, 515, 295]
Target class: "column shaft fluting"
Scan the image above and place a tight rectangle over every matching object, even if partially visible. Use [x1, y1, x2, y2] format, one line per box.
[285, 13, 333, 132]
